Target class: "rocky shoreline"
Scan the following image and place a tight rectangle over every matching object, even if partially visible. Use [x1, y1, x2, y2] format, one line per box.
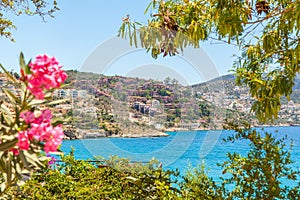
[63, 127, 168, 140]
[64, 124, 300, 140]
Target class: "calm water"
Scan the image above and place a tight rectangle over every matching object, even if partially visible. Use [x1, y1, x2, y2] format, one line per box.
[61, 126, 300, 182]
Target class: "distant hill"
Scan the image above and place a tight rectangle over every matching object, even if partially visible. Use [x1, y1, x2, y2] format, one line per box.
[192, 74, 235, 88]
[194, 73, 300, 90]
[206, 74, 236, 83]
[60, 70, 300, 131]
[192, 73, 300, 106]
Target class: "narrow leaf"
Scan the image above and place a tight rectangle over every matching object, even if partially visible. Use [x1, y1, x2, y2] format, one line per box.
[19, 150, 29, 169]
[6, 158, 12, 186]
[0, 138, 18, 151]
[19, 52, 26, 70]
[0, 63, 17, 83]
[3, 89, 20, 104]
[45, 98, 68, 106]
[144, 1, 153, 14]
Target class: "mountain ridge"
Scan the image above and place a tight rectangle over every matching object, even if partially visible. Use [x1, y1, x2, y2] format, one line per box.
[192, 73, 300, 90]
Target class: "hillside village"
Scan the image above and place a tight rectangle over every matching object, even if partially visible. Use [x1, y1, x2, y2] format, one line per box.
[192, 74, 300, 125]
[1, 71, 300, 139]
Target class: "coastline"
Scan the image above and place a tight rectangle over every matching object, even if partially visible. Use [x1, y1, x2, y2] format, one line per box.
[63, 127, 169, 140]
[164, 123, 300, 133]
[64, 124, 300, 140]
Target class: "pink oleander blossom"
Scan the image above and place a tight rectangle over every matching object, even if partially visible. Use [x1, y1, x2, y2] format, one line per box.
[43, 125, 64, 153]
[29, 122, 50, 141]
[16, 109, 64, 153]
[20, 109, 52, 126]
[47, 155, 57, 165]
[11, 148, 19, 156]
[24, 54, 68, 100]
[20, 111, 35, 124]
[16, 131, 30, 150]
[40, 109, 52, 122]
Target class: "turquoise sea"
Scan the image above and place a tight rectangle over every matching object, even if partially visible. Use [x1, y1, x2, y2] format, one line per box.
[61, 126, 300, 183]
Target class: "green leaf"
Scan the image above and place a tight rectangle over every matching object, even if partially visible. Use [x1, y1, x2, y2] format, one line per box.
[0, 103, 13, 119]
[28, 99, 45, 107]
[1, 183, 6, 193]
[23, 151, 45, 169]
[6, 156, 12, 186]
[19, 52, 26, 71]
[0, 138, 18, 151]
[128, 23, 132, 45]
[0, 152, 7, 171]
[45, 98, 68, 106]
[118, 23, 125, 38]
[0, 104, 14, 126]
[19, 150, 29, 169]
[51, 116, 70, 126]
[14, 160, 22, 176]
[2, 88, 20, 104]
[133, 24, 138, 47]
[0, 63, 17, 83]
[144, 1, 153, 14]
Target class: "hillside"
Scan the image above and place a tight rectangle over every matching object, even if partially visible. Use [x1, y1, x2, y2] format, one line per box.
[1, 70, 299, 139]
[54, 70, 300, 139]
[192, 74, 300, 125]
[195, 73, 300, 91]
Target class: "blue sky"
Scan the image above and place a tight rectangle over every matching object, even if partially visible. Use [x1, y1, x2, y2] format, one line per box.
[0, 1, 238, 85]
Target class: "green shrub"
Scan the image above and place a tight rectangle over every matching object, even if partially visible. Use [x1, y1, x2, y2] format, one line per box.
[220, 127, 300, 199]
[3, 128, 300, 199]
[180, 164, 223, 200]
[4, 151, 179, 199]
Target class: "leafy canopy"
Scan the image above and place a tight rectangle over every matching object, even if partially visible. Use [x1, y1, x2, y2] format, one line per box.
[0, 0, 59, 41]
[119, 0, 300, 122]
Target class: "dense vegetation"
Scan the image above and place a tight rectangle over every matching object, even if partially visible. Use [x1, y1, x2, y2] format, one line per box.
[3, 127, 300, 199]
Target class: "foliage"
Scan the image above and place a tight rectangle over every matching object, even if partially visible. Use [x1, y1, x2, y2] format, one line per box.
[221, 124, 300, 199]
[102, 155, 161, 173]
[179, 126, 300, 200]
[3, 127, 300, 199]
[0, 53, 67, 194]
[119, 0, 300, 122]
[0, 0, 59, 41]
[180, 164, 223, 199]
[4, 151, 180, 199]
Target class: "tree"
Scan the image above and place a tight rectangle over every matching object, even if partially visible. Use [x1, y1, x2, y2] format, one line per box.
[119, 0, 300, 122]
[0, 0, 59, 41]
[164, 76, 171, 85]
[220, 125, 300, 199]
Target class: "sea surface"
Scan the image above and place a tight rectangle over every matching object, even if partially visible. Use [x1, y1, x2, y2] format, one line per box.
[61, 126, 300, 184]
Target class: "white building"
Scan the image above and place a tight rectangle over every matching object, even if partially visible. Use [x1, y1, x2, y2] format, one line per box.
[54, 89, 88, 99]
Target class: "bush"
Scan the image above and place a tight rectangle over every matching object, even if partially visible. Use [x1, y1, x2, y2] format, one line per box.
[4, 151, 179, 199]
[180, 164, 223, 199]
[3, 128, 300, 199]
[220, 127, 300, 199]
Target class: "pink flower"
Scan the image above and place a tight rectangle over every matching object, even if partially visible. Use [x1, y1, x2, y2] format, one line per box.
[16, 131, 30, 150]
[47, 155, 57, 165]
[11, 148, 19, 156]
[20, 111, 35, 124]
[16, 109, 64, 154]
[20, 109, 52, 125]
[43, 125, 64, 153]
[40, 109, 52, 123]
[29, 122, 49, 141]
[24, 54, 68, 100]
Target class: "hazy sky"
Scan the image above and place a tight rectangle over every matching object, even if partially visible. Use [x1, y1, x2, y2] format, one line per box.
[0, 1, 238, 85]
